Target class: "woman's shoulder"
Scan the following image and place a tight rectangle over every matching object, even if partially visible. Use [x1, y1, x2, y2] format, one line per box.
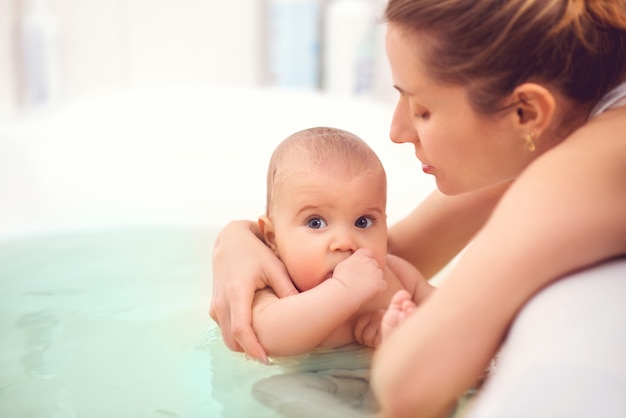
[559, 106, 626, 160]
[503, 105, 626, 253]
[538, 105, 626, 166]
[589, 104, 626, 133]
[499, 102, 626, 225]
[466, 106, 626, 297]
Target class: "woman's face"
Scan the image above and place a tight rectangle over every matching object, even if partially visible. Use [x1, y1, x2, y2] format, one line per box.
[385, 23, 528, 194]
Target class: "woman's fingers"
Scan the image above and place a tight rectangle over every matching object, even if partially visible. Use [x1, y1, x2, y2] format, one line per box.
[231, 317, 268, 363]
[209, 220, 296, 361]
[210, 293, 244, 352]
[263, 258, 299, 298]
[211, 290, 271, 363]
[228, 280, 269, 362]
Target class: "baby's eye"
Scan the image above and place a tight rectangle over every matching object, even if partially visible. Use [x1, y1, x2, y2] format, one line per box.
[307, 217, 327, 229]
[355, 216, 373, 229]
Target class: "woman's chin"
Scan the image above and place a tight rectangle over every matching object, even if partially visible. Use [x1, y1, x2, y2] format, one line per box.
[434, 178, 465, 196]
[435, 176, 501, 196]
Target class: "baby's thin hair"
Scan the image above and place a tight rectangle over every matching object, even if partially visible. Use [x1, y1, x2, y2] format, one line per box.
[265, 127, 386, 215]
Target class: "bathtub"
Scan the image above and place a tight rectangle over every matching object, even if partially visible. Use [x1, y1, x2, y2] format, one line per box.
[0, 86, 436, 417]
[0, 86, 434, 237]
[2, 86, 624, 418]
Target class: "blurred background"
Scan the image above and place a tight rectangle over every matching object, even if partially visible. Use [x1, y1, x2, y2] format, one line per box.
[0, 5, 437, 417]
[0, 0, 394, 120]
[0, 0, 434, 238]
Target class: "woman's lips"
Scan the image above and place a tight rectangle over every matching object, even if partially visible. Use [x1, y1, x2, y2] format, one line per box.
[422, 164, 434, 174]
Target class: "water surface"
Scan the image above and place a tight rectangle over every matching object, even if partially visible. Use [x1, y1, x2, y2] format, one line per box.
[0, 227, 391, 418]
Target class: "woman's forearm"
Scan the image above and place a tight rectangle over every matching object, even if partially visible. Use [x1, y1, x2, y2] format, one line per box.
[371, 252, 516, 418]
[373, 126, 626, 416]
[388, 182, 510, 279]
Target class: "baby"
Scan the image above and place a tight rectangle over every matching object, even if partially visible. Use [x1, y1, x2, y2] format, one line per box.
[252, 127, 433, 357]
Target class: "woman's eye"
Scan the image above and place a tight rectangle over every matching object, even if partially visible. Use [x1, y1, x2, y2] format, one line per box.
[355, 216, 373, 229]
[307, 217, 327, 229]
[414, 111, 430, 120]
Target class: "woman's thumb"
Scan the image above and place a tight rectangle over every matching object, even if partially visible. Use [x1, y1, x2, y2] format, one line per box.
[264, 262, 299, 298]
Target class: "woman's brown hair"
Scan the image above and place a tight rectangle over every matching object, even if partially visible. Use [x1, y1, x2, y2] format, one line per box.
[385, 0, 626, 114]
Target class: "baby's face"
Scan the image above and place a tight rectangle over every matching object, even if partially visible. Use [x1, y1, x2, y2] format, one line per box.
[269, 168, 388, 291]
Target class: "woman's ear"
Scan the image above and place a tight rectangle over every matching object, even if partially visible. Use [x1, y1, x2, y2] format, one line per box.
[258, 215, 279, 256]
[511, 83, 556, 138]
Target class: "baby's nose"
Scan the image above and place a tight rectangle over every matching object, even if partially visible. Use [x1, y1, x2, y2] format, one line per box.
[330, 228, 358, 253]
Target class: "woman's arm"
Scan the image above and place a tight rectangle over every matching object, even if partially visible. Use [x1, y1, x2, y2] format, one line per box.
[252, 248, 387, 357]
[371, 110, 626, 418]
[211, 184, 506, 359]
[388, 182, 511, 279]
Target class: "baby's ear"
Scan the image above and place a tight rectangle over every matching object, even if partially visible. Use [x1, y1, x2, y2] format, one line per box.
[258, 215, 279, 255]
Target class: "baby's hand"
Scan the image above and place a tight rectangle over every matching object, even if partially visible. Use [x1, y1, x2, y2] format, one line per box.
[381, 289, 416, 340]
[332, 248, 386, 304]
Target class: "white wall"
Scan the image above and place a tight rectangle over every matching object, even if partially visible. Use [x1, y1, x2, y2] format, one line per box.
[0, 0, 265, 118]
[0, 0, 394, 120]
[0, 86, 435, 238]
[0, 0, 426, 239]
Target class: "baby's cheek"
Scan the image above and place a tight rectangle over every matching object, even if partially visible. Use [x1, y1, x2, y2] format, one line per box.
[372, 243, 388, 270]
[377, 254, 387, 271]
[374, 233, 388, 269]
[285, 254, 325, 292]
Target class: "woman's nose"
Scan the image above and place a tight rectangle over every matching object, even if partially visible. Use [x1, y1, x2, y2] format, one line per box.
[390, 97, 419, 145]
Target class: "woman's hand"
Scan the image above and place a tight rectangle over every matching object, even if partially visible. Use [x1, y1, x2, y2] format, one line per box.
[210, 220, 298, 362]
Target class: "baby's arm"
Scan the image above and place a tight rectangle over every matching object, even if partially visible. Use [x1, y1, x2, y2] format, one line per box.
[252, 248, 386, 357]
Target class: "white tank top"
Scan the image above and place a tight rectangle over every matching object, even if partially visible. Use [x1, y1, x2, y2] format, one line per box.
[588, 81, 626, 119]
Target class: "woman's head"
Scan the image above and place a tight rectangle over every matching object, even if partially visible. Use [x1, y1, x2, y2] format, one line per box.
[383, 0, 626, 194]
[384, 0, 626, 114]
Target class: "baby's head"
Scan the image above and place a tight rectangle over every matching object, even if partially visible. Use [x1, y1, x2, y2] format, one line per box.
[265, 127, 387, 218]
[259, 127, 388, 291]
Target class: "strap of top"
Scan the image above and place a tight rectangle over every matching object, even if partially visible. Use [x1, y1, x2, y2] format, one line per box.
[588, 81, 626, 120]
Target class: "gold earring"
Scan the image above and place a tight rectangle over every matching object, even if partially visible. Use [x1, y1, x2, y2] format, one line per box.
[525, 132, 536, 152]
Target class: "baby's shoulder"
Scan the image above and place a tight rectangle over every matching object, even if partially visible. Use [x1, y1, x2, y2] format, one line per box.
[384, 254, 423, 297]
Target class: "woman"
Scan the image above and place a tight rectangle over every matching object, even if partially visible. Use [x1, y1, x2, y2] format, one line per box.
[211, 0, 626, 417]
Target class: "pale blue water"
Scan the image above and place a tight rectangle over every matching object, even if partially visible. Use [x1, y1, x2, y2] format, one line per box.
[0, 227, 381, 418]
